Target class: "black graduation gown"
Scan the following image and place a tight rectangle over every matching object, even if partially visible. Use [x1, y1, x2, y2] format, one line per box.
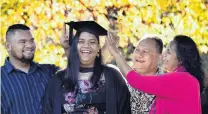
[41, 65, 131, 114]
[202, 87, 208, 114]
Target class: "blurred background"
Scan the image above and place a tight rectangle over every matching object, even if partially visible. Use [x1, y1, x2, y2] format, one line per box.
[0, 0, 208, 77]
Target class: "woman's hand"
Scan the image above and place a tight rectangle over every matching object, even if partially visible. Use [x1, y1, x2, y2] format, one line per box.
[105, 32, 120, 57]
[105, 32, 133, 77]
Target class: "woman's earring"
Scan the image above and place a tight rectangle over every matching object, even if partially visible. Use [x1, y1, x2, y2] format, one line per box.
[97, 52, 100, 57]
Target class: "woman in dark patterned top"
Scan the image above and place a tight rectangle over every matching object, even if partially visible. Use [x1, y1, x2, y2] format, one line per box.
[41, 21, 131, 114]
[127, 36, 163, 114]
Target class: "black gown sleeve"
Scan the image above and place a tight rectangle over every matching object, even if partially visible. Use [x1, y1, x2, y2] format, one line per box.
[104, 65, 131, 114]
[113, 68, 131, 114]
[41, 75, 55, 114]
[202, 87, 208, 114]
[41, 70, 63, 114]
[41, 70, 65, 114]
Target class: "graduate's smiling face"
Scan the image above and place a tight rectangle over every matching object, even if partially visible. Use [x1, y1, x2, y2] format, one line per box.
[77, 32, 100, 67]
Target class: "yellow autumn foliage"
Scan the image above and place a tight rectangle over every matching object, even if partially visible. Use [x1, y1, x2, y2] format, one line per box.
[1, 0, 208, 68]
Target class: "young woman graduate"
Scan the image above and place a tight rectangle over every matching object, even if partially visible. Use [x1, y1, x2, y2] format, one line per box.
[105, 34, 204, 114]
[41, 21, 131, 114]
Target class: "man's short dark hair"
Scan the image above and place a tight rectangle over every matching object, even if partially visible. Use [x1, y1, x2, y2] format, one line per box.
[143, 35, 163, 54]
[6, 24, 30, 41]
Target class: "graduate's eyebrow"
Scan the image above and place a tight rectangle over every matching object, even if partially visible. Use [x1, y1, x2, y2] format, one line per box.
[79, 37, 97, 41]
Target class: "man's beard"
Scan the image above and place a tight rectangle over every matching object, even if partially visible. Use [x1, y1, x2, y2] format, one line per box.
[11, 49, 34, 64]
[20, 55, 34, 64]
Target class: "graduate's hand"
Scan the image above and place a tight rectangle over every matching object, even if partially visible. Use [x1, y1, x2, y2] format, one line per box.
[60, 23, 70, 49]
[106, 32, 120, 57]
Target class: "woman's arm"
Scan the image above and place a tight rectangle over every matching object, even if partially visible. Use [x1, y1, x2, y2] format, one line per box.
[126, 71, 195, 99]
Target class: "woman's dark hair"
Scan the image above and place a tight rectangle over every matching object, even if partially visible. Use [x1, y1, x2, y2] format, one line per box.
[62, 31, 103, 92]
[173, 35, 205, 92]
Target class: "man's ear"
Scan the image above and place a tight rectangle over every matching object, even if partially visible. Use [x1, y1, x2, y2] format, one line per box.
[5, 41, 11, 52]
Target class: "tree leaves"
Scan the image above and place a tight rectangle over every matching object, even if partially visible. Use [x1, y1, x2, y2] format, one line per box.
[1, 0, 208, 67]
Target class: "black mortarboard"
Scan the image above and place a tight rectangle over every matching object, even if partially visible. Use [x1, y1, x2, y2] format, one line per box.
[65, 21, 107, 45]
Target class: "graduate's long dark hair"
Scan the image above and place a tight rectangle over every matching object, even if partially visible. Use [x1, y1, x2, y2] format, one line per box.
[173, 35, 205, 92]
[62, 31, 104, 92]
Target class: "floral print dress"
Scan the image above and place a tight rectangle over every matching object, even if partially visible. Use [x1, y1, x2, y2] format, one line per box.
[62, 69, 106, 114]
[128, 70, 163, 114]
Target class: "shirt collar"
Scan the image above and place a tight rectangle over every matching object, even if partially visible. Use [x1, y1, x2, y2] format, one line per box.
[4, 57, 15, 73]
[156, 68, 163, 75]
[174, 65, 186, 72]
[4, 57, 41, 74]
